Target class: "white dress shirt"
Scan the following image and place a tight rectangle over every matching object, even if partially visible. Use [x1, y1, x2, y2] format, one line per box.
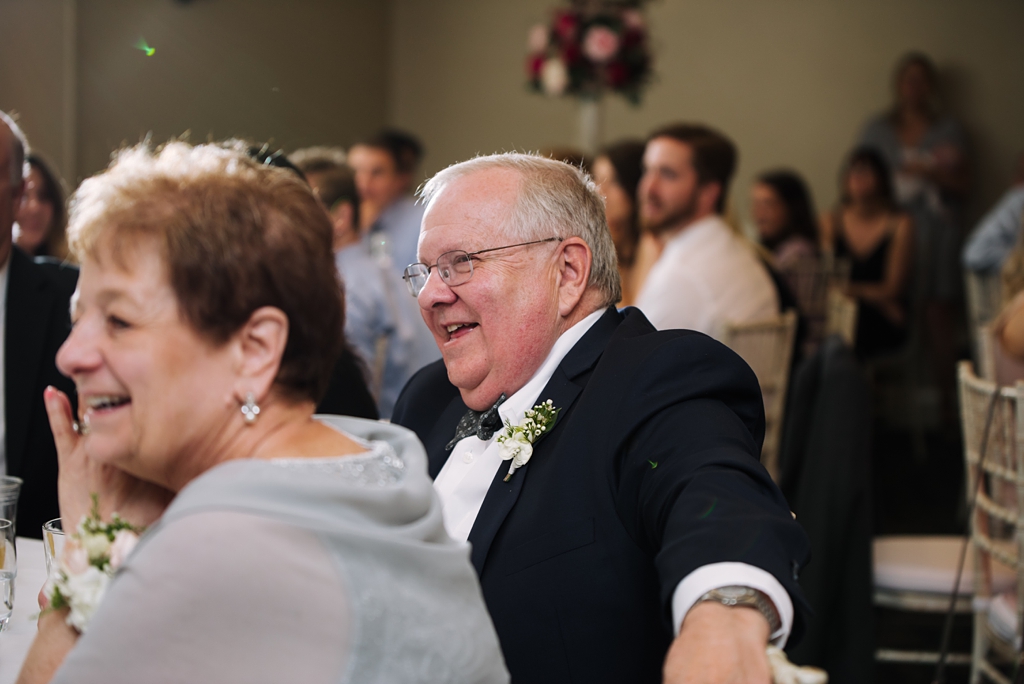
[635, 215, 779, 341]
[0, 255, 9, 477]
[433, 307, 794, 644]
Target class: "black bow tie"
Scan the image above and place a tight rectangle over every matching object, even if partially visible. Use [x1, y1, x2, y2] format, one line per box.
[446, 394, 508, 451]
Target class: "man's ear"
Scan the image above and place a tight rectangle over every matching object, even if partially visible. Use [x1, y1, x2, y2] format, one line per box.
[232, 306, 289, 402]
[330, 202, 355, 243]
[556, 237, 592, 317]
[698, 181, 722, 216]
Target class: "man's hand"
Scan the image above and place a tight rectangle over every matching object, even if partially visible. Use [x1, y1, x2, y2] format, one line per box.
[663, 601, 772, 684]
[44, 386, 174, 529]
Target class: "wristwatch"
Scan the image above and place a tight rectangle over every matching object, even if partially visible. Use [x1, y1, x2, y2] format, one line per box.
[696, 586, 782, 636]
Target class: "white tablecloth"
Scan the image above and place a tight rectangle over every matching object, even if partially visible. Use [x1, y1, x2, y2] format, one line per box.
[0, 538, 46, 684]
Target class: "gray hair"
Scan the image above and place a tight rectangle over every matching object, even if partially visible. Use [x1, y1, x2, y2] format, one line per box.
[0, 110, 29, 186]
[288, 145, 347, 174]
[418, 152, 621, 307]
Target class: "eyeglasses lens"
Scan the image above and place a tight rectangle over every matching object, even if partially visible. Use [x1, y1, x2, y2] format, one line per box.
[439, 251, 473, 287]
[403, 264, 429, 297]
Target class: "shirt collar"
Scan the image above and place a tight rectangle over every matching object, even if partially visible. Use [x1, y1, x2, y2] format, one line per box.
[496, 308, 605, 427]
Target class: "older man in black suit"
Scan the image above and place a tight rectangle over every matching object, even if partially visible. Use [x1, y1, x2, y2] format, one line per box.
[0, 112, 77, 538]
[392, 153, 810, 683]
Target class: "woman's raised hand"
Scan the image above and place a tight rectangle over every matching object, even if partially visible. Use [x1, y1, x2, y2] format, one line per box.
[43, 386, 174, 530]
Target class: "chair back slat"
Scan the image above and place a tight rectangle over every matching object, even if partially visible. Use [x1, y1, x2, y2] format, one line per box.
[722, 310, 798, 481]
[957, 361, 1024, 676]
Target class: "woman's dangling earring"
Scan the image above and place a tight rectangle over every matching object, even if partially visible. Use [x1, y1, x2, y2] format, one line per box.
[241, 392, 261, 425]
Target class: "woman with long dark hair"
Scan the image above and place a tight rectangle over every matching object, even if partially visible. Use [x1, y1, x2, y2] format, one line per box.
[15, 155, 68, 259]
[751, 169, 819, 271]
[821, 147, 914, 358]
[592, 139, 647, 305]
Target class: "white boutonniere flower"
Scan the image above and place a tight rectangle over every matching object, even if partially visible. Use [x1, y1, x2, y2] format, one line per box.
[496, 400, 560, 482]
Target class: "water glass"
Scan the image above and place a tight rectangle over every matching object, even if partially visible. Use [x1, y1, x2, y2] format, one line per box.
[43, 518, 65, 576]
[0, 476, 22, 536]
[0, 519, 15, 631]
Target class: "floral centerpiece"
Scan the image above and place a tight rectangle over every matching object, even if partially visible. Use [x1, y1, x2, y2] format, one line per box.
[526, 0, 653, 104]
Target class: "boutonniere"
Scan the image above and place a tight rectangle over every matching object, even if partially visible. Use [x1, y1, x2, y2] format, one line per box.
[496, 399, 560, 482]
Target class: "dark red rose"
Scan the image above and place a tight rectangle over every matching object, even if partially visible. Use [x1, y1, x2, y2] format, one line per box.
[554, 10, 579, 41]
[606, 60, 630, 88]
[561, 41, 582, 65]
[621, 28, 644, 49]
[526, 54, 545, 78]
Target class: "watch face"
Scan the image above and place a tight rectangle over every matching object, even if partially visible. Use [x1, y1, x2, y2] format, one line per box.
[715, 586, 754, 600]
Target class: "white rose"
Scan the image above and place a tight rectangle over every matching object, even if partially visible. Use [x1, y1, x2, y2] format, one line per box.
[108, 530, 139, 569]
[540, 57, 569, 96]
[81, 532, 110, 561]
[63, 566, 111, 633]
[499, 433, 534, 467]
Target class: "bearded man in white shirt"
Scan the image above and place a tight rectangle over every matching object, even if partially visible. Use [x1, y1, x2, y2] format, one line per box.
[392, 152, 810, 683]
[635, 124, 779, 339]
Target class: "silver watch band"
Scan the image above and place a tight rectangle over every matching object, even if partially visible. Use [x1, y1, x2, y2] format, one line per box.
[696, 586, 783, 636]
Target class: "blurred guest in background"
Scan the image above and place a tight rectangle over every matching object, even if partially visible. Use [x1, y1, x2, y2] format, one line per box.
[634, 123, 778, 339]
[963, 152, 1024, 274]
[821, 147, 914, 358]
[0, 112, 76, 539]
[14, 154, 68, 260]
[751, 170, 820, 272]
[348, 129, 425, 274]
[288, 145, 348, 197]
[858, 52, 967, 395]
[311, 164, 436, 419]
[592, 139, 646, 305]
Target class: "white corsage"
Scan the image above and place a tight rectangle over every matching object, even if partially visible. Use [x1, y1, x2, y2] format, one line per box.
[496, 400, 560, 482]
[46, 496, 143, 633]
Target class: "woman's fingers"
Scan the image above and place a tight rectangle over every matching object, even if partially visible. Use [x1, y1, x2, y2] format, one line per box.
[43, 386, 78, 462]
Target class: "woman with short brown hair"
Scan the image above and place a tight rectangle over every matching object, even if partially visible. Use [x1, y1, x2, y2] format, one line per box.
[17, 141, 507, 684]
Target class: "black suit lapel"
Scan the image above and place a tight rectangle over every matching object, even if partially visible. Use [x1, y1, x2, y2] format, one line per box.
[466, 307, 623, 573]
[5, 249, 54, 476]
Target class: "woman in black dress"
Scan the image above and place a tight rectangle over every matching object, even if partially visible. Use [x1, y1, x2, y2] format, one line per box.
[820, 147, 914, 358]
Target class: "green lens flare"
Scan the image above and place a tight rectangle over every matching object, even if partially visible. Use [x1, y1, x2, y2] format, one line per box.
[134, 38, 155, 56]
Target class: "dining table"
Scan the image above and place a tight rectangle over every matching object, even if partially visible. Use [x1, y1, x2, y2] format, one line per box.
[0, 538, 46, 684]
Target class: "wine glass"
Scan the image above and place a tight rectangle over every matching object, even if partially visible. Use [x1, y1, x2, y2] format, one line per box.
[0, 519, 15, 631]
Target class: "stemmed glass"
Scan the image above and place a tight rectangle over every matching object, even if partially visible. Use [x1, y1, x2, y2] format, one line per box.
[0, 519, 15, 632]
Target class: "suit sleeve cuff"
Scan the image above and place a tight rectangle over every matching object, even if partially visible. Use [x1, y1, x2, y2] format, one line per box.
[670, 562, 794, 647]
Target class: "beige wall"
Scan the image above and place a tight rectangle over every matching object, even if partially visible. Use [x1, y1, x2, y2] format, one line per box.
[4, 0, 1022, 228]
[0, 0, 72, 182]
[2, 0, 391, 184]
[390, 0, 1024, 228]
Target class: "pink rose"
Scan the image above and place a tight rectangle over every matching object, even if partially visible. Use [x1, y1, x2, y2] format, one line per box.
[527, 24, 549, 53]
[583, 26, 620, 64]
[61, 541, 89, 575]
[109, 530, 139, 569]
[622, 9, 645, 30]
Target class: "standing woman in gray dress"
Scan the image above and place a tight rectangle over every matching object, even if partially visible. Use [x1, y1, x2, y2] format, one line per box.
[858, 51, 969, 414]
[16, 141, 508, 684]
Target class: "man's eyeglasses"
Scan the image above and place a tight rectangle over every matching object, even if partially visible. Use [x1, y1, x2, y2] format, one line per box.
[402, 237, 563, 297]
